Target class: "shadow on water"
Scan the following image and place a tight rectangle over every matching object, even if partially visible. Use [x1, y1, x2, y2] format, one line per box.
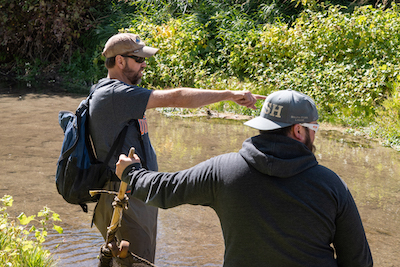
[0, 89, 399, 266]
[0, 79, 69, 96]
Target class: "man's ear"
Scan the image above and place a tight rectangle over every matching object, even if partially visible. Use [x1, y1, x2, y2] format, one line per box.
[115, 55, 126, 69]
[291, 124, 306, 142]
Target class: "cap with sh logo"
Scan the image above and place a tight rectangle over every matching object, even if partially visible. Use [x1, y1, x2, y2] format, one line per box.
[244, 89, 318, 131]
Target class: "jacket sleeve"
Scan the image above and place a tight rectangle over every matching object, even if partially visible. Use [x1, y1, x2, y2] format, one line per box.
[333, 191, 373, 267]
[123, 158, 220, 209]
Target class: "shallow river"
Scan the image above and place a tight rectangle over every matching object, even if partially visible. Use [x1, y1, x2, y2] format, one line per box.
[0, 89, 399, 266]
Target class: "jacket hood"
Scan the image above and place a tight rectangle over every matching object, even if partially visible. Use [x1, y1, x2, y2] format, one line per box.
[238, 133, 318, 178]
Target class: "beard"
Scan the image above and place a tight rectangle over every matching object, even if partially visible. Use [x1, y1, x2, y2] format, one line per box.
[123, 64, 143, 85]
[305, 128, 316, 153]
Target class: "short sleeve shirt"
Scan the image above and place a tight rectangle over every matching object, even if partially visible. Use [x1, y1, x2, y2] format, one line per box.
[88, 78, 158, 171]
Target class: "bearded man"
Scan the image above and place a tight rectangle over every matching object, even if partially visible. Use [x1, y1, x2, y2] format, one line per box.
[89, 32, 264, 265]
[116, 89, 373, 267]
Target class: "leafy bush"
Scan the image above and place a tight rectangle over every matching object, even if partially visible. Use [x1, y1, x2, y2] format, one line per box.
[116, 5, 400, 125]
[0, 0, 108, 79]
[132, 0, 303, 24]
[0, 195, 62, 267]
[371, 89, 400, 151]
[219, 4, 400, 126]
[1, 0, 400, 146]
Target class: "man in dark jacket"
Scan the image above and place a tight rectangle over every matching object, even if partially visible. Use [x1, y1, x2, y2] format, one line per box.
[115, 89, 373, 266]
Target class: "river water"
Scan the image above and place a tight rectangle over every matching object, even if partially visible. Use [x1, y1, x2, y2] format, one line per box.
[0, 90, 399, 266]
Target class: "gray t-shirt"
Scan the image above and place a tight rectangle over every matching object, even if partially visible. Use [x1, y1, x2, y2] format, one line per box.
[89, 78, 157, 171]
[89, 79, 158, 259]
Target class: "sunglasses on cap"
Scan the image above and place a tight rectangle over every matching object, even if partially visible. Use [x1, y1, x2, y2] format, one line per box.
[299, 123, 319, 133]
[121, 54, 146, 63]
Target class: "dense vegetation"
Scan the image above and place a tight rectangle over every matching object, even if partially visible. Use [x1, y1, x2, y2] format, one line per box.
[1, 0, 400, 150]
[0, 195, 62, 266]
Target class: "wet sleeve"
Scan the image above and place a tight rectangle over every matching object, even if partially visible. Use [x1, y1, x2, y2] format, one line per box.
[125, 158, 219, 208]
[333, 191, 373, 267]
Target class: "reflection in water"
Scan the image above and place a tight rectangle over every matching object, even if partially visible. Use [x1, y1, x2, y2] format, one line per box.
[0, 94, 399, 266]
[44, 226, 103, 266]
[156, 206, 223, 266]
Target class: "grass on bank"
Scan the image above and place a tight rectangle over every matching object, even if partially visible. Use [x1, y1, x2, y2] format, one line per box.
[0, 195, 63, 267]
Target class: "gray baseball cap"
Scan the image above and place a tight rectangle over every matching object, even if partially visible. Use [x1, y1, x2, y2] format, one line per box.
[102, 33, 159, 58]
[244, 89, 318, 131]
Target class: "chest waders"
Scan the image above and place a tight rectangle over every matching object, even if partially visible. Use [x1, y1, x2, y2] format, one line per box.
[91, 148, 156, 267]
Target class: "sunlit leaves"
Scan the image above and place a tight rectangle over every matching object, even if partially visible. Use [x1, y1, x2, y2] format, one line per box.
[0, 195, 13, 207]
[122, 3, 400, 142]
[0, 195, 62, 266]
[18, 213, 36, 225]
[53, 224, 63, 234]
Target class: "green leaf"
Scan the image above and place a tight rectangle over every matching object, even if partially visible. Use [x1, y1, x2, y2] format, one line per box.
[1, 195, 13, 207]
[17, 213, 35, 225]
[53, 224, 64, 234]
[22, 241, 34, 251]
[52, 213, 62, 222]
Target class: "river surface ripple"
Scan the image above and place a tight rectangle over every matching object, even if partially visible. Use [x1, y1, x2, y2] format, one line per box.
[0, 92, 398, 266]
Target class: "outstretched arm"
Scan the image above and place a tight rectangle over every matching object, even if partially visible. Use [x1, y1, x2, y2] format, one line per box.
[146, 88, 265, 110]
[116, 152, 220, 208]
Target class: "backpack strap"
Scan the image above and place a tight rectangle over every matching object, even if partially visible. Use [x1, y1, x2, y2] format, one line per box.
[86, 81, 130, 171]
[87, 82, 148, 171]
[104, 124, 129, 167]
[134, 120, 148, 170]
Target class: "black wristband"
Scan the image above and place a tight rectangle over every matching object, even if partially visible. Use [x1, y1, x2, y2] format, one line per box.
[121, 162, 142, 184]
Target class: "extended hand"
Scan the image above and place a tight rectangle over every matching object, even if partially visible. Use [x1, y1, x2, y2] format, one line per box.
[231, 91, 266, 109]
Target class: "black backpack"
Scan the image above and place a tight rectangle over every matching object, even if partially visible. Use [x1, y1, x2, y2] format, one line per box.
[55, 84, 128, 212]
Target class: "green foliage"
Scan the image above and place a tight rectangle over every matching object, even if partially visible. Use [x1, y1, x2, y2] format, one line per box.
[0, 0, 109, 82]
[258, 4, 400, 126]
[0, 195, 62, 267]
[122, 17, 209, 88]
[2, 0, 400, 148]
[131, 0, 302, 24]
[118, 5, 399, 121]
[102, 3, 400, 147]
[371, 86, 400, 151]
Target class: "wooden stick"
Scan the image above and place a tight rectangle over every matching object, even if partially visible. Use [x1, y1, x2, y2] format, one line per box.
[106, 147, 135, 243]
[102, 147, 157, 265]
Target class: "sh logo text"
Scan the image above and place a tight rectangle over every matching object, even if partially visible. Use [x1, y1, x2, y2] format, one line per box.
[263, 102, 283, 118]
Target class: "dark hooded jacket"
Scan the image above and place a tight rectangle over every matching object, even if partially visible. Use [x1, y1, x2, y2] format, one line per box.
[123, 133, 373, 267]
